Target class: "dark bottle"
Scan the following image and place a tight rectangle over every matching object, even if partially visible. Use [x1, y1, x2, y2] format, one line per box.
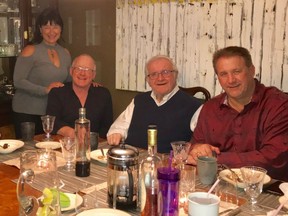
[75, 108, 91, 177]
[140, 125, 162, 216]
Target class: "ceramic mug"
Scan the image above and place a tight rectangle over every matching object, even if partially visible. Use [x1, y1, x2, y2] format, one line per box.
[197, 156, 217, 185]
[188, 192, 220, 216]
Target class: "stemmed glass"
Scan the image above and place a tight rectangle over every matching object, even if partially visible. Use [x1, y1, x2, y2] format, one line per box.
[171, 141, 191, 169]
[41, 115, 55, 141]
[60, 137, 76, 171]
[240, 166, 267, 213]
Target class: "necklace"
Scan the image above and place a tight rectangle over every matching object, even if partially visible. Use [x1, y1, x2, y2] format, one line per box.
[48, 49, 56, 59]
[48, 49, 60, 67]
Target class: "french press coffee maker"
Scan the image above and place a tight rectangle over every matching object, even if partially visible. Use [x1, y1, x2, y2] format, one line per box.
[107, 143, 139, 210]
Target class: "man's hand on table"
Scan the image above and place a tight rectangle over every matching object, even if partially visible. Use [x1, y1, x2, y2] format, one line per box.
[187, 143, 220, 165]
[107, 133, 122, 145]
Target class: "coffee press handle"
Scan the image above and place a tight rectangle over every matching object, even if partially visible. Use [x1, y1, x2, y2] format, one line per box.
[127, 168, 134, 203]
[17, 169, 38, 215]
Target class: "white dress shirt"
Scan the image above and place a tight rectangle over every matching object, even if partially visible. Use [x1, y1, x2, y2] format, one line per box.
[107, 86, 203, 139]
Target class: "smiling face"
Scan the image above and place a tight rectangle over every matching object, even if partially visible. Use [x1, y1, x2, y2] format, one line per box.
[70, 55, 96, 90]
[40, 21, 62, 45]
[215, 55, 255, 104]
[146, 57, 178, 101]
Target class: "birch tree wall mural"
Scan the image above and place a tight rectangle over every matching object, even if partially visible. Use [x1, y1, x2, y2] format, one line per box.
[116, 0, 288, 97]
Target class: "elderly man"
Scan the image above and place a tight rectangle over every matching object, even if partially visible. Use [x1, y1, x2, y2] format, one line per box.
[188, 46, 288, 181]
[46, 54, 113, 138]
[107, 55, 202, 153]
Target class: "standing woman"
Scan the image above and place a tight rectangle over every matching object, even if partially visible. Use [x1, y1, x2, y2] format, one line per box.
[12, 8, 71, 138]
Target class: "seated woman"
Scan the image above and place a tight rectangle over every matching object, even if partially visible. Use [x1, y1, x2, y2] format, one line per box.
[46, 54, 113, 138]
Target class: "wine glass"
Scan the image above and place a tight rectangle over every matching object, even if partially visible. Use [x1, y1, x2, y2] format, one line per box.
[240, 166, 267, 213]
[41, 115, 55, 141]
[60, 137, 76, 171]
[171, 141, 191, 169]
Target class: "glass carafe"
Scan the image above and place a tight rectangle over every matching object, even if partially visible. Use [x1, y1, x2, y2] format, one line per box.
[107, 143, 139, 210]
[17, 149, 60, 216]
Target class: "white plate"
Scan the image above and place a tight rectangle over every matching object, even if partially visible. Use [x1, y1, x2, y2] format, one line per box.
[0, 139, 24, 154]
[279, 196, 288, 209]
[61, 193, 83, 212]
[90, 149, 108, 164]
[36, 141, 61, 150]
[77, 208, 131, 216]
[219, 168, 271, 188]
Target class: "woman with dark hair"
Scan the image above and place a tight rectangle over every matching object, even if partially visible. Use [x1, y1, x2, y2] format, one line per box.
[12, 7, 71, 138]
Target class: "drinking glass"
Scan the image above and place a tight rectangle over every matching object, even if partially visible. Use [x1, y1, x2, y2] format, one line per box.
[171, 141, 191, 169]
[240, 166, 267, 212]
[60, 137, 76, 171]
[41, 115, 55, 141]
[179, 165, 196, 214]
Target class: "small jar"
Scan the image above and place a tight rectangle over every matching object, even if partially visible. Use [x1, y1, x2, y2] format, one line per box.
[157, 167, 180, 216]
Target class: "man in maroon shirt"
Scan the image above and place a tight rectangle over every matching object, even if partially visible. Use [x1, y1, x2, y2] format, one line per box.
[187, 46, 288, 181]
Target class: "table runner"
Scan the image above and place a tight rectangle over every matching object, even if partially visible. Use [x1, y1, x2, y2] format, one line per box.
[2, 140, 288, 215]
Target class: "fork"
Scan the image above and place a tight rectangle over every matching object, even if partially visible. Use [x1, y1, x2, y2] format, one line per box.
[221, 164, 243, 183]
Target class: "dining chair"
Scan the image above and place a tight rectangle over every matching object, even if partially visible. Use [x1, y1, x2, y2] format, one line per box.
[179, 86, 211, 102]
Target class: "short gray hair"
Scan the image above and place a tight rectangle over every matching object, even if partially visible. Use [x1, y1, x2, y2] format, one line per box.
[145, 55, 178, 75]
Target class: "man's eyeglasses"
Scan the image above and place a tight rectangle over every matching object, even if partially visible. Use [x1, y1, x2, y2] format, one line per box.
[147, 70, 176, 80]
[72, 66, 95, 74]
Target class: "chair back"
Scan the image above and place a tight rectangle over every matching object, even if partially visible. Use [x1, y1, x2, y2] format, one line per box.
[179, 86, 211, 102]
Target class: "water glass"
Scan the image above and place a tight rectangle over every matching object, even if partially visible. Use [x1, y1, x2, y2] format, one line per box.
[178, 164, 196, 213]
[60, 137, 76, 171]
[41, 115, 55, 141]
[75, 182, 98, 213]
[215, 177, 239, 209]
[240, 166, 267, 213]
[171, 141, 191, 169]
[21, 122, 35, 143]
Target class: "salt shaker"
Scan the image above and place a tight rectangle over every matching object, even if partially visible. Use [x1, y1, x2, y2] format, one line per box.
[157, 167, 180, 216]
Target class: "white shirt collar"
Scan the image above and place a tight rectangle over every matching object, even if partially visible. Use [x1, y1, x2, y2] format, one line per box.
[150, 85, 179, 106]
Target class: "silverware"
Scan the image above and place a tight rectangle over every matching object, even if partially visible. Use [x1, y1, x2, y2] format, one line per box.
[221, 164, 243, 183]
[100, 147, 105, 156]
[219, 208, 233, 215]
[226, 207, 242, 216]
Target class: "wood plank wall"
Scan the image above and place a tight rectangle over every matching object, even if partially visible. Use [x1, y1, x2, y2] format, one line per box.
[115, 0, 288, 97]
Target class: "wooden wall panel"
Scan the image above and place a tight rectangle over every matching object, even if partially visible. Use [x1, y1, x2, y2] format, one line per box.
[116, 0, 288, 96]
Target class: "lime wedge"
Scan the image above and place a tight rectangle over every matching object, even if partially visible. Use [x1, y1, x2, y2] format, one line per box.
[36, 205, 50, 216]
[42, 188, 53, 205]
[50, 188, 70, 208]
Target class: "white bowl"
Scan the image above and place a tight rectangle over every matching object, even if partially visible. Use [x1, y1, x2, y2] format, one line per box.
[0, 139, 24, 154]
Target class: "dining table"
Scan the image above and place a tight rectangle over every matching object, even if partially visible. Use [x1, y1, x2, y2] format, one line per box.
[0, 135, 287, 216]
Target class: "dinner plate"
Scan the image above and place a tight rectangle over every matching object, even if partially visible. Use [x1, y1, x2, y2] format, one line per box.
[35, 141, 61, 150]
[90, 149, 108, 164]
[279, 196, 288, 209]
[0, 139, 24, 154]
[77, 208, 131, 216]
[61, 193, 83, 212]
[219, 168, 271, 188]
